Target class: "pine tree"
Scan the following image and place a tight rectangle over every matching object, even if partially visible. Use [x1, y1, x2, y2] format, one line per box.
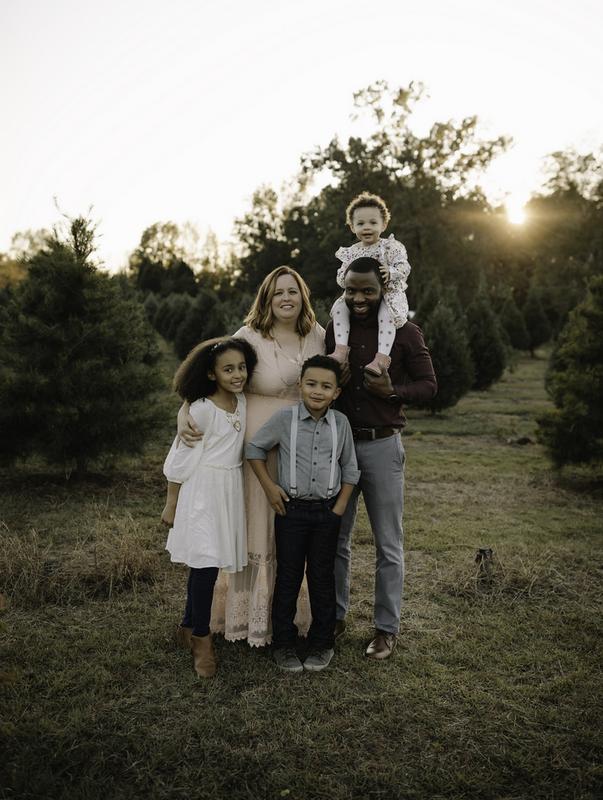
[142, 292, 159, 324]
[0, 218, 166, 475]
[523, 286, 552, 356]
[173, 288, 225, 360]
[537, 275, 603, 466]
[413, 277, 445, 327]
[419, 303, 474, 412]
[465, 292, 507, 390]
[499, 295, 530, 351]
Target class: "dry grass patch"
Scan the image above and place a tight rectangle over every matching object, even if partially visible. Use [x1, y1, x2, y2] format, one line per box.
[430, 543, 603, 607]
[0, 511, 161, 608]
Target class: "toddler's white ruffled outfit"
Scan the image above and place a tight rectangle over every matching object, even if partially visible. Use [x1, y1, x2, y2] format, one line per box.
[330, 234, 411, 374]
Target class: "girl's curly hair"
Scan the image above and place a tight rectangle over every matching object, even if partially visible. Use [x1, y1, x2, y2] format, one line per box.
[173, 337, 258, 403]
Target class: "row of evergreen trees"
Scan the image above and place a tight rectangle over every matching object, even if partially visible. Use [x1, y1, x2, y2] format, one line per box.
[1, 82, 601, 472]
[1, 212, 600, 474]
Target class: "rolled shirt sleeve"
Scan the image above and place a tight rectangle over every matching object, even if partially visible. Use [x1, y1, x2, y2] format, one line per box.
[245, 410, 285, 462]
[338, 415, 360, 486]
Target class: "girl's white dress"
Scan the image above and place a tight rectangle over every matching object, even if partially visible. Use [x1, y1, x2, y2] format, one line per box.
[164, 395, 247, 573]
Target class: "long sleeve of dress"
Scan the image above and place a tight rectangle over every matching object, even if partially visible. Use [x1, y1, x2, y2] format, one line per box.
[383, 236, 411, 289]
[163, 399, 215, 484]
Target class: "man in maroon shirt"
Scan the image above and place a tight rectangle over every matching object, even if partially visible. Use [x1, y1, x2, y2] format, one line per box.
[325, 257, 437, 659]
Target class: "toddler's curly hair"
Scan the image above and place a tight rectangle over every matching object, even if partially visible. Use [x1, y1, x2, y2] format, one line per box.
[345, 192, 391, 227]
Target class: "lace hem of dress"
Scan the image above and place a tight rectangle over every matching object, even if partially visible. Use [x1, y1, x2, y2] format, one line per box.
[209, 555, 311, 647]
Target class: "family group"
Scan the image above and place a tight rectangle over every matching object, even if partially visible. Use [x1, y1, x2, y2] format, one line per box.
[160, 192, 437, 677]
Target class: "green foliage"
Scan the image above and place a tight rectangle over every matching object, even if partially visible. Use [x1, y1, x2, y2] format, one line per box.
[523, 285, 552, 355]
[538, 275, 603, 466]
[173, 288, 225, 359]
[419, 303, 474, 412]
[499, 295, 530, 351]
[129, 222, 201, 296]
[142, 291, 159, 324]
[466, 292, 507, 390]
[233, 186, 292, 293]
[0, 217, 166, 474]
[152, 294, 193, 340]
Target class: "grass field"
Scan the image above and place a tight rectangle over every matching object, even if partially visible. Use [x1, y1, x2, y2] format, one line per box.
[1, 350, 602, 800]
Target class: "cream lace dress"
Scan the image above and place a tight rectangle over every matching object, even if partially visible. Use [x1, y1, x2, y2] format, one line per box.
[209, 323, 325, 646]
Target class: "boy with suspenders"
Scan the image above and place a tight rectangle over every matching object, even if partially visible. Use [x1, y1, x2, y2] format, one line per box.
[246, 355, 360, 672]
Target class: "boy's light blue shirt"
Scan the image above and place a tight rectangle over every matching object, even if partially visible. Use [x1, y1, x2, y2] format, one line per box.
[246, 402, 360, 500]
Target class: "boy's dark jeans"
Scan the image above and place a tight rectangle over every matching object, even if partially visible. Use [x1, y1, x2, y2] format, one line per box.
[272, 499, 341, 650]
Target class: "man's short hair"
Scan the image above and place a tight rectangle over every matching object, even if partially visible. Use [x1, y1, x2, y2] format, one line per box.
[300, 355, 342, 386]
[344, 256, 384, 286]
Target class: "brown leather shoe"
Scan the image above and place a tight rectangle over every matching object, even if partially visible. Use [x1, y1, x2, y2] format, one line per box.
[365, 630, 397, 660]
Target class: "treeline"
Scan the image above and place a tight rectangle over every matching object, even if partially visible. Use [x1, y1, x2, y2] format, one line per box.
[1, 82, 601, 471]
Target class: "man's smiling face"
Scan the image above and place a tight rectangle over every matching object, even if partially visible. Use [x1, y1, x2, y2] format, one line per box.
[343, 269, 383, 320]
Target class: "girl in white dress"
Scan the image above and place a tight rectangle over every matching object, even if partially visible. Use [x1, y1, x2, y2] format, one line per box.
[162, 337, 258, 678]
[329, 191, 411, 376]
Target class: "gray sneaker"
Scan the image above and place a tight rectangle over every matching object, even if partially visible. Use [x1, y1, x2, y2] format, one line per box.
[273, 647, 303, 673]
[303, 648, 334, 672]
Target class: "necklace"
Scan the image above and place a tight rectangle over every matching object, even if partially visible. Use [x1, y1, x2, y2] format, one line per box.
[224, 401, 241, 432]
[214, 395, 242, 431]
[272, 334, 305, 387]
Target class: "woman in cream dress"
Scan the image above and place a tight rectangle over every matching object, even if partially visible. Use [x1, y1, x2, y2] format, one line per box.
[180, 267, 325, 646]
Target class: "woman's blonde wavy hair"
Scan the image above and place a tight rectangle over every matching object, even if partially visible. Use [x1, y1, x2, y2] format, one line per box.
[244, 266, 316, 338]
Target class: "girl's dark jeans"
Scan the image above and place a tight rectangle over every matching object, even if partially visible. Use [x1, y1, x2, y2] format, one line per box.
[182, 566, 219, 637]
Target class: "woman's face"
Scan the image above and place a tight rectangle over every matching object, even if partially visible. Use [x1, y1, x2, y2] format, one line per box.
[271, 274, 303, 325]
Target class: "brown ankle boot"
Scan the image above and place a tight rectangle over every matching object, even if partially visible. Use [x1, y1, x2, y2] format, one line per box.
[175, 624, 193, 650]
[191, 633, 216, 678]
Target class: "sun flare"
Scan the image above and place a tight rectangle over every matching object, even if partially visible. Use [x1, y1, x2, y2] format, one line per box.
[506, 198, 527, 225]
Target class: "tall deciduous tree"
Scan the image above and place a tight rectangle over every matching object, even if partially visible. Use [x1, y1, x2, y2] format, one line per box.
[129, 222, 200, 296]
[233, 186, 292, 293]
[538, 275, 603, 467]
[0, 218, 165, 475]
[234, 82, 510, 305]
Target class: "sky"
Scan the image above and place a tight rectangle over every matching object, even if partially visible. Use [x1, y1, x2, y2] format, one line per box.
[1, 0, 602, 269]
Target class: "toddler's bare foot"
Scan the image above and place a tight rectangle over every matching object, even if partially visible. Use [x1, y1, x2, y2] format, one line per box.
[161, 503, 176, 526]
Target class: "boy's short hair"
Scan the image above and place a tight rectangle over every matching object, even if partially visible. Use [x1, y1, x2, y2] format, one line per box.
[346, 192, 391, 227]
[300, 355, 342, 386]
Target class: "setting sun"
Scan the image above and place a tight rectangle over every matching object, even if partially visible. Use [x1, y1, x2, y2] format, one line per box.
[506, 197, 527, 225]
